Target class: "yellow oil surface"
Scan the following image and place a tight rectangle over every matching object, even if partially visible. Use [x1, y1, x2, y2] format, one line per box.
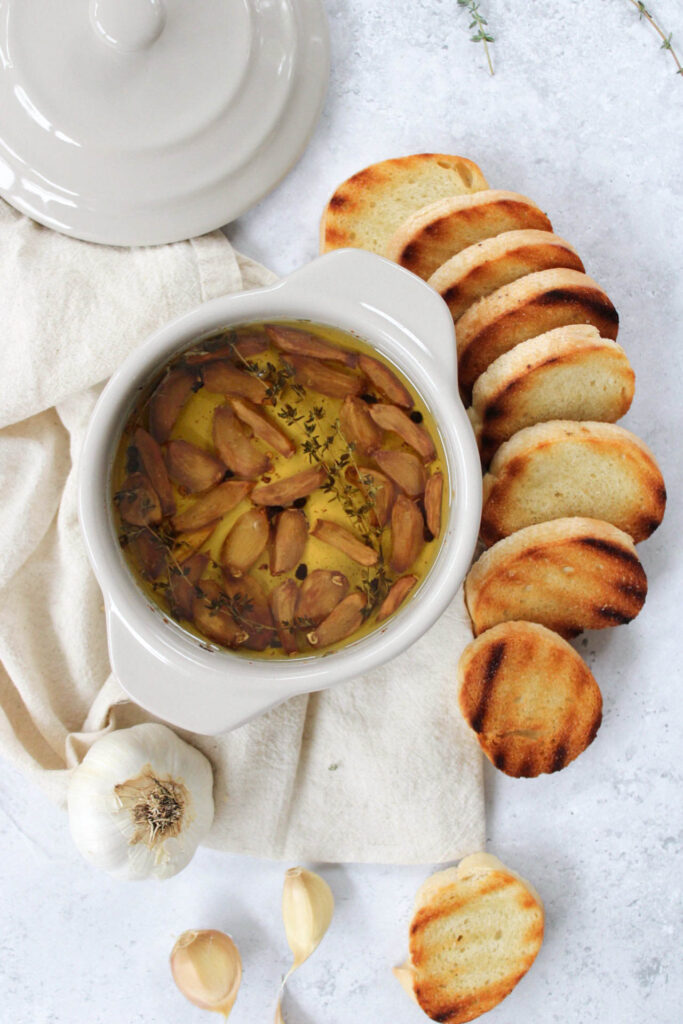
[112, 320, 449, 658]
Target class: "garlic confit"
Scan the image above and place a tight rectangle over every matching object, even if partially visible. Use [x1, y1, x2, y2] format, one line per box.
[67, 723, 214, 880]
[276, 867, 334, 1021]
[171, 929, 242, 1017]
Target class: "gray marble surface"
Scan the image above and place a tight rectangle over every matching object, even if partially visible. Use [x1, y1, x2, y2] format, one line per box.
[1, 1, 682, 1021]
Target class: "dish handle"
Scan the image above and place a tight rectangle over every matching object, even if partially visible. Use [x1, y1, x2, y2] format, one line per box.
[282, 248, 459, 389]
[107, 604, 278, 736]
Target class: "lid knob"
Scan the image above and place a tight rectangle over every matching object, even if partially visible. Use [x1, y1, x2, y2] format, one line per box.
[90, 0, 166, 53]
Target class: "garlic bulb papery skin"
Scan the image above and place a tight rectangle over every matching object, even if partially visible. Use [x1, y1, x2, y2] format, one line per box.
[67, 723, 214, 881]
[171, 930, 242, 1017]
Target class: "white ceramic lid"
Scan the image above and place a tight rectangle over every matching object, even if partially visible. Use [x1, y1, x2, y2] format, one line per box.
[0, 0, 329, 246]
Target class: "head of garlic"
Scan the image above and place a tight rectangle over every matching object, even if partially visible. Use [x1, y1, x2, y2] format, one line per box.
[67, 722, 214, 881]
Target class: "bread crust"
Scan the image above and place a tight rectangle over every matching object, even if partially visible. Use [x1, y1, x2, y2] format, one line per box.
[465, 517, 647, 637]
[385, 190, 552, 281]
[456, 268, 619, 398]
[408, 853, 544, 1022]
[458, 621, 603, 778]
[480, 421, 666, 545]
[428, 229, 584, 322]
[469, 325, 635, 464]
[320, 154, 488, 255]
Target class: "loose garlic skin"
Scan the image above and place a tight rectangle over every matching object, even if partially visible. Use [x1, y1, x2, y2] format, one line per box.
[67, 723, 214, 880]
[171, 930, 242, 1017]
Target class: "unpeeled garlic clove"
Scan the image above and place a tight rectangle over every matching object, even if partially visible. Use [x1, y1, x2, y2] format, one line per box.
[276, 867, 334, 1023]
[282, 867, 334, 966]
[170, 929, 242, 1017]
[392, 961, 419, 1004]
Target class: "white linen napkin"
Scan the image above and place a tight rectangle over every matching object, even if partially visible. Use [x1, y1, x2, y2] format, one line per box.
[0, 199, 484, 863]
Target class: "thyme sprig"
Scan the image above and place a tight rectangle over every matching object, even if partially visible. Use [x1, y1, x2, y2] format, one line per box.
[628, 0, 682, 76]
[457, 0, 494, 76]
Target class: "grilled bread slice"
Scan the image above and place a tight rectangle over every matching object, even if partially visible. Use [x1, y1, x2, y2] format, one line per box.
[480, 421, 666, 546]
[428, 229, 584, 322]
[465, 517, 647, 637]
[397, 853, 544, 1023]
[456, 268, 619, 398]
[469, 325, 635, 464]
[385, 190, 552, 281]
[458, 621, 603, 777]
[319, 154, 489, 255]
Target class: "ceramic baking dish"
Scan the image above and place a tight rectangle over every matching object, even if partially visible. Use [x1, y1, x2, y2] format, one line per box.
[79, 249, 481, 734]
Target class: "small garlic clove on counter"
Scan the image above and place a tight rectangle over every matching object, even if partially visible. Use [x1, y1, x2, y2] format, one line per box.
[392, 961, 419, 1004]
[171, 929, 242, 1017]
[282, 866, 335, 967]
[276, 867, 335, 1022]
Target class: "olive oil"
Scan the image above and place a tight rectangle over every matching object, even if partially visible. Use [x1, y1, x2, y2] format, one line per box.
[112, 320, 449, 658]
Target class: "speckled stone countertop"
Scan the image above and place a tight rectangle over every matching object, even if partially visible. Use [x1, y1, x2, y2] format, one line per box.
[1, 2, 681, 1021]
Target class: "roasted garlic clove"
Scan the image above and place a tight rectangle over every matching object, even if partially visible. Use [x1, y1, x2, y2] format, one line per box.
[269, 579, 300, 655]
[251, 464, 328, 506]
[289, 354, 363, 399]
[168, 552, 209, 620]
[390, 496, 424, 573]
[338, 395, 384, 453]
[222, 575, 276, 651]
[266, 324, 357, 367]
[347, 466, 396, 527]
[115, 473, 162, 526]
[171, 480, 252, 533]
[358, 354, 413, 408]
[148, 367, 195, 443]
[221, 509, 269, 577]
[424, 472, 444, 537]
[230, 398, 295, 458]
[213, 404, 271, 479]
[201, 360, 268, 404]
[307, 592, 367, 647]
[373, 449, 427, 496]
[133, 427, 176, 515]
[368, 404, 436, 461]
[376, 575, 418, 622]
[192, 581, 249, 648]
[130, 529, 167, 580]
[166, 441, 226, 494]
[311, 519, 378, 566]
[296, 569, 349, 625]
[184, 332, 268, 364]
[270, 510, 308, 575]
